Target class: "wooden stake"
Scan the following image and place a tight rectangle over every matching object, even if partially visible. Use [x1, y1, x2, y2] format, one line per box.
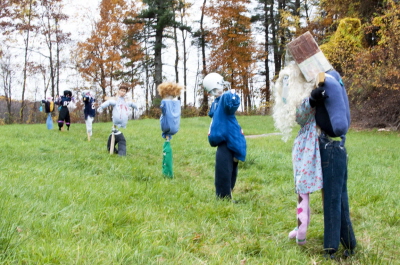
[110, 125, 116, 154]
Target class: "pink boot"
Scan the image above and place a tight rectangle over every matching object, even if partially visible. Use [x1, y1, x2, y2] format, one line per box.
[296, 193, 309, 245]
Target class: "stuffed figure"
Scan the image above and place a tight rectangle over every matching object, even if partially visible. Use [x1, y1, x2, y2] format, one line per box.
[203, 72, 246, 200]
[272, 62, 323, 245]
[157, 82, 183, 178]
[97, 84, 138, 156]
[55, 90, 74, 131]
[82, 90, 96, 141]
[41, 96, 54, 130]
[274, 31, 356, 258]
[311, 70, 356, 259]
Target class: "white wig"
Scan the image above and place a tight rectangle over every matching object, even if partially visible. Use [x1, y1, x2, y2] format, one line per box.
[272, 63, 315, 141]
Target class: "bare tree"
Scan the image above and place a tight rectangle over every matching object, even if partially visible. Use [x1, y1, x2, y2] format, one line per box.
[19, 0, 36, 123]
[0, 52, 15, 124]
[38, 0, 70, 98]
[177, 0, 192, 108]
[199, 0, 208, 116]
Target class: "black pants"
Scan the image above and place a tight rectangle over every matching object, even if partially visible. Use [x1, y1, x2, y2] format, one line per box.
[215, 142, 238, 199]
[107, 133, 126, 156]
[58, 107, 70, 130]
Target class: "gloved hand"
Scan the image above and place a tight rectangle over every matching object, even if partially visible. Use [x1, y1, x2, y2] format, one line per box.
[97, 107, 103, 113]
[310, 87, 328, 107]
[311, 87, 327, 101]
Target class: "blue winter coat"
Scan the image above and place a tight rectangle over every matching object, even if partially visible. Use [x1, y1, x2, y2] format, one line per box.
[208, 91, 246, 161]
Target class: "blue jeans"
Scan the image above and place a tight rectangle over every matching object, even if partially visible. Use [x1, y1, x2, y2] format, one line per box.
[319, 135, 356, 254]
[215, 142, 238, 198]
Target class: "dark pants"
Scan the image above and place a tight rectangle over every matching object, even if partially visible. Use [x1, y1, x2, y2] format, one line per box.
[215, 142, 238, 199]
[107, 133, 126, 156]
[319, 135, 356, 254]
[58, 107, 70, 130]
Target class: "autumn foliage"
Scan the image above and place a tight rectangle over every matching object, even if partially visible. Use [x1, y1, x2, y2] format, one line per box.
[205, 0, 257, 112]
[75, 0, 143, 101]
[343, 1, 400, 129]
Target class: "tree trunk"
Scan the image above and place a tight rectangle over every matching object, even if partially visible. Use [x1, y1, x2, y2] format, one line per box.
[182, 28, 188, 108]
[180, 3, 188, 108]
[199, 0, 208, 116]
[173, 14, 179, 85]
[20, 0, 34, 123]
[154, 26, 163, 97]
[263, 0, 270, 110]
[56, 18, 60, 98]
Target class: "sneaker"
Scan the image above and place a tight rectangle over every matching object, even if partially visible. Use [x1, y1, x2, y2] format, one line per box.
[288, 227, 298, 239]
[296, 237, 306, 245]
[324, 249, 337, 260]
[323, 253, 335, 260]
[343, 249, 355, 258]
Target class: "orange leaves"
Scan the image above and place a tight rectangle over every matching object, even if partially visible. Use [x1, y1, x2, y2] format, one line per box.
[205, 0, 256, 91]
[75, 0, 143, 97]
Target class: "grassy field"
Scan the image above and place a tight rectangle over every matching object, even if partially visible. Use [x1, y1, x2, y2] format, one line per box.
[0, 115, 399, 264]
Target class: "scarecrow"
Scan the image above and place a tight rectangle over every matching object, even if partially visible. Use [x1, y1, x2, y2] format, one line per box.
[82, 90, 96, 141]
[97, 84, 137, 156]
[157, 82, 183, 178]
[273, 32, 356, 258]
[41, 96, 54, 130]
[55, 90, 74, 131]
[203, 73, 246, 200]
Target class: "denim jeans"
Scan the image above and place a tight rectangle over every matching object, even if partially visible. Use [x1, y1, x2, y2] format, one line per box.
[215, 142, 238, 198]
[319, 135, 356, 254]
[107, 133, 126, 156]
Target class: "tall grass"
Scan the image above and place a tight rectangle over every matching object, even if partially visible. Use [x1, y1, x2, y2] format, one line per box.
[0, 116, 398, 264]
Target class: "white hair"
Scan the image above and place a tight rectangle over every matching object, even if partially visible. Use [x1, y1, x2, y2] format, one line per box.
[272, 63, 315, 141]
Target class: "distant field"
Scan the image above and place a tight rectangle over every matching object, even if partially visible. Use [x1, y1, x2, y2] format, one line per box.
[0, 116, 398, 264]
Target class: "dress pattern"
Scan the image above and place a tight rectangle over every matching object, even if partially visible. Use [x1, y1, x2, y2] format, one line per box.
[292, 98, 323, 194]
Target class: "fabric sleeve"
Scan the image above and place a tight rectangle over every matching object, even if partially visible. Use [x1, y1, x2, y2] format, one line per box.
[99, 99, 115, 109]
[128, 101, 138, 110]
[323, 76, 349, 137]
[222, 92, 240, 115]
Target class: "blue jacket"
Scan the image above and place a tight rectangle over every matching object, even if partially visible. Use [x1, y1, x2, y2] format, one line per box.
[208, 91, 246, 161]
[160, 99, 181, 138]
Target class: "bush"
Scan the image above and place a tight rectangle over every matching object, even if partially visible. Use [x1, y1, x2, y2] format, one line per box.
[181, 104, 200, 118]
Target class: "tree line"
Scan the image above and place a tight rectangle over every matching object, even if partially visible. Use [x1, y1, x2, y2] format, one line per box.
[0, 0, 399, 129]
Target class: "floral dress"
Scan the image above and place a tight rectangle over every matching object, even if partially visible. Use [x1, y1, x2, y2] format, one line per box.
[292, 98, 323, 194]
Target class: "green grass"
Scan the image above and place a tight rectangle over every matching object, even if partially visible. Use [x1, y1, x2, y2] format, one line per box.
[0, 116, 399, 264]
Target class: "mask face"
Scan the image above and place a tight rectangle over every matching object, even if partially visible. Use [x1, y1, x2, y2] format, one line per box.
[210, 88, 223, 97]
[282, 74, 289, 104]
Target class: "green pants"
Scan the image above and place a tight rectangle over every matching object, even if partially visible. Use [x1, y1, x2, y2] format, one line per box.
[162, 141, 173, 178]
